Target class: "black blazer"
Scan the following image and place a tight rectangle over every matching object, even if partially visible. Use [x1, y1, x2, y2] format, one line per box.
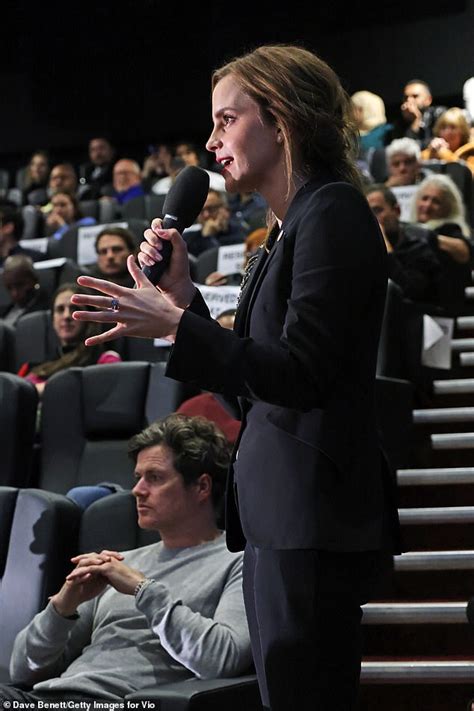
[167, 173, 399, 553]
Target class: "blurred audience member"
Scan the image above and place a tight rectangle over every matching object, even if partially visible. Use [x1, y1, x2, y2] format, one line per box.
[151, 155, 186, 195]
[385, 138, 428, 187]
[0, 200, 45, 267]
[79, 136, 116, 199]
[44, 192, 96, 240]
[141, 143, 173, 191]
[175, 141, 226, 191]
[22, 150, 50, 206]
[410, 173, 471, 242]
[184, 190, 247, 257]
[399, 79, 446, 147]
[421, 107, 474, 175]
[463, 77, 474, 131]
[33, 163, 80, 211]
[18, 283, 121, 397]
[366, 184, 446, 304]
[227, 191, 267, 232]
[352, 91, 394, 151]
[111, 159, 145, 205]
[0, 255, 50, 327]
[89, 226, 136, 287]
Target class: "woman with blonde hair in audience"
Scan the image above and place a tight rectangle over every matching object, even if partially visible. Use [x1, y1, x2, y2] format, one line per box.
[410, 173, 472, 269]
[351, 90, 393, 151]
[421, 107, 474, 175]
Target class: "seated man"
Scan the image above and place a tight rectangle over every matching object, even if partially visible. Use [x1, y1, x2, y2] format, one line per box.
[111, 158, 145, 206]
[2, 414, 251, 702]
[385, 138, 427, 187]
[0, 200, 45, 267]
[79, 136, 116, 200]
[88, 226, 136, 288]
[398, 79, 446, 147]
[184, 190, 248, 257]
[366, 184, 470, 310]
[0, 255, 50, 326]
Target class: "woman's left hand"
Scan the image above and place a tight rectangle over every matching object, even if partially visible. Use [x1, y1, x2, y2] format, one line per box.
[71, 255, 184, 347]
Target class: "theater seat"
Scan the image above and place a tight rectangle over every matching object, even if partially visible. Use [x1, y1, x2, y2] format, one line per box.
[0, 487, 81, 682]
[0, 373, 38, 487]
[38, 361, 189, 495]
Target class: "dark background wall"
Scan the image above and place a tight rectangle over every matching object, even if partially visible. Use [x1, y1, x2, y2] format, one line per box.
[1, 0, 473, 170]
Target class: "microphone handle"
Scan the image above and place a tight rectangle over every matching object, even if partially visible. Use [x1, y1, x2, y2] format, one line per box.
[141, 215, 181, 286]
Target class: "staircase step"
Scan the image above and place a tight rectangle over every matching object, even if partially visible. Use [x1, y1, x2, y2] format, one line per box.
[456, 316, 474, 331]
[399, 506, 474, 524]
[460, 352, 474, 366]
[431, 432, 474, 449]
[452, 338, 474, 351]
[433, 379, 474, 394]
[413, 407, 474, 423]
[397, 467, 474, 486]
[360, 659, 474, 683]
[362, 601, 468, 624]
[394, 551, 474, 571]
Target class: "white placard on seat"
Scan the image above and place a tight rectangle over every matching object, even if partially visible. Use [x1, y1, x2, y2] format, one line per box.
[391, 185, 418, 222]
[19, 237, 49, 254]
[196, 284, 240, 319]
[217, 244, 246, 276]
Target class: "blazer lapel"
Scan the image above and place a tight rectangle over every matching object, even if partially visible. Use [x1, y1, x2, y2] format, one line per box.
[243, 229, 284, 335]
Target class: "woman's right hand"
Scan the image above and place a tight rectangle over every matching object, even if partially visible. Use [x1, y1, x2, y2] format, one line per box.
[139, 218, 196, 309]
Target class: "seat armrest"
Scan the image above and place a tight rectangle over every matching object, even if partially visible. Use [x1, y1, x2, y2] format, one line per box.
[125, 674, 260, 711]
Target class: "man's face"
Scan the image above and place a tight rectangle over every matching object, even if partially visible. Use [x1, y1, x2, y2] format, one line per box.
[3, 270, 36, 306]
[49, 166, 77, 194]
[199, 192, 228, 226]
[367, 191, 400, 237]
[89, 138, 113, 166]
[113, 160, 141, 192]
[132, 444, 204, 533]
[96, 234, 132, 275]
[388, 152, 419, 186]
[403, 83, 432, 110]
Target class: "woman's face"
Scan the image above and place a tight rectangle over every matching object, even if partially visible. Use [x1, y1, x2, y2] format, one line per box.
[206, 74, 283, 195]
[438, 123, 463, 152]
[29, 154, 49, 182]
[416, 185, 449, 222]
[53, 290, 83, 345]
[50, 193, 75, 224]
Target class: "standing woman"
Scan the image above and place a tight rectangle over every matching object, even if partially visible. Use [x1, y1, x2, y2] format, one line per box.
[72, 45, 400, 711]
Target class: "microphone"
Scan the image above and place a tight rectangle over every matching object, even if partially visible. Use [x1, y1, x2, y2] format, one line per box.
[142, 165, 210, 285]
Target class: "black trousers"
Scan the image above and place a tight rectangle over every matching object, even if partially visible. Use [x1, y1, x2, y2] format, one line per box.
[243, 545, 386, 711]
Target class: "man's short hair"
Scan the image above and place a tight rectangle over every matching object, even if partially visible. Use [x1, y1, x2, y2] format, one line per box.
[128, 414, 231, 510]
[365, 183, 398, 209]
[404, 79, 432, 95]
[386, 137, 421, 162]
[0, 200, 24, 241]
[95, 226, 136, 253]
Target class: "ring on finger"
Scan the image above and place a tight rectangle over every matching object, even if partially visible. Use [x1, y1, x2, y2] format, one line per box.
[110, 298, 120, 312]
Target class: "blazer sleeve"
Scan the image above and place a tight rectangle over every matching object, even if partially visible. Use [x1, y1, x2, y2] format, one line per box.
[167, 184, 386, 411]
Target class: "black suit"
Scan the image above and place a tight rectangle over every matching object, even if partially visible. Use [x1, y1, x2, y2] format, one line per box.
[167, 172, 399, 709]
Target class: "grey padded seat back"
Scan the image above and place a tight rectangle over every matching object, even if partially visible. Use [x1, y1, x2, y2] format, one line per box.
[194, 246, 219, 284]
[78, 199, 118, 223]
[79, 490, 161, 553]
[39, 362, 152, 494]
[0, 487, 81, 682]
[0, 169, 9, 198]
[14, 309, 58, 371]
[0, 321, 16, 372]
[0, 373, 38, 487]
[120, 194, 166, 221]
[21, 204, 43, 240]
